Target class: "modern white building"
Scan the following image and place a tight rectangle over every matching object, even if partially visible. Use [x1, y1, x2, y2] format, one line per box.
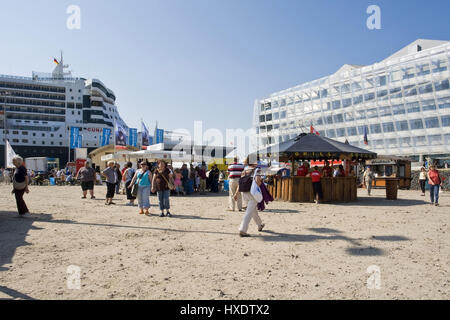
[253, 39, 450, 164]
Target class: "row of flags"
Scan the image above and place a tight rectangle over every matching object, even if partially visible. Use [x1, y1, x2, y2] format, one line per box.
[69, 121, 164, 150]
[310, 125, 369, 145]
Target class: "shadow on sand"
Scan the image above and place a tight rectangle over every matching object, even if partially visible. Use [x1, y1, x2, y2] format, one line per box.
[0, 211, 56, 300]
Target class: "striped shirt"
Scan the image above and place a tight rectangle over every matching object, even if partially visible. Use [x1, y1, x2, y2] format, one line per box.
[228, 163, 244, 179]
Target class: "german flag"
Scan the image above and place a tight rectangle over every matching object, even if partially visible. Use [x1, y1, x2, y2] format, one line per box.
[53, 58, 59, 65]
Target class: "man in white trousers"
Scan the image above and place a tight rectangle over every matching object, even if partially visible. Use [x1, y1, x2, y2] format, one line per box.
[227, 157, 244, 211]
[234, 161, 265, 237]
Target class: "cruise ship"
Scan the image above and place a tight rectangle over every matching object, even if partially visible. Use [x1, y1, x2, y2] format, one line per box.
[0, 54, 128, 167]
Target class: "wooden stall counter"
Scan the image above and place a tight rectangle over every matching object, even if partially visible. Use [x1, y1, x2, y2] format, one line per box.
[266, 176, 357, 203]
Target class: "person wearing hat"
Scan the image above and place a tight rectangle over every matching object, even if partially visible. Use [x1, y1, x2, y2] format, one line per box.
[363, 166, 374, 196]
[129, 161, 152, 215]
[234, 157, 265, 237]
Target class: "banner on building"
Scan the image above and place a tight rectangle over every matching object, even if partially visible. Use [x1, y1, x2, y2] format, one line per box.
[70, 127, 80, 150]
[101, 128, 112, 147]
[115, 122, 128, 147]
[129, 128, 138, 147]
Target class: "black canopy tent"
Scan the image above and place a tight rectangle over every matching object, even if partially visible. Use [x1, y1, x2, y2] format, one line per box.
[253, 133, 377, 163]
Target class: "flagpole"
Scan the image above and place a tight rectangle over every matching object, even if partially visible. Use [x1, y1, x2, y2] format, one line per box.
[68, 126, 71, 165]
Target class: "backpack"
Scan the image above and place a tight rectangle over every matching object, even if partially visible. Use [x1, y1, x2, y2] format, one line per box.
[239, 175, 253, 192]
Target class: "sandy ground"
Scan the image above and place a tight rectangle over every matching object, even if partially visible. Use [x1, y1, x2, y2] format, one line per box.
[0, 184, 449, 300]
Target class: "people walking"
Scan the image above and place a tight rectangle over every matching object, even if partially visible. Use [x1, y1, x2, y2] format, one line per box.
[76, 161, 96, 199]
[115, 163, 123, 195]
[123, 162, 136, 206]
[11, 156, 31, 218]
[235, 160, 265, 237]
[227, 157, 244, 212]
[419, 167, 427, 196]
[363, 166, 375, 196]
[174, 168, 183, 196]
[310, 166, 323, 204]
[102, 161, 117, 205]
[129, 161, 152, 215]
[428, 165, 443, 206]
[152, 160, 173, 217]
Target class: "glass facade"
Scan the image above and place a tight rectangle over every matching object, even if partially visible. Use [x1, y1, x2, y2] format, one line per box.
[253, 40, 450, 158]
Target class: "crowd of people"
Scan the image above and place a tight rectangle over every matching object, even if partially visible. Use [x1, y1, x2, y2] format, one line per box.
[4, 155, 447, 235]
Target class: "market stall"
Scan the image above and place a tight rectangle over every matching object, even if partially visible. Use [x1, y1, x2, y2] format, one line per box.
[255, 133, 377, 203]
[365, 156, 412, 189]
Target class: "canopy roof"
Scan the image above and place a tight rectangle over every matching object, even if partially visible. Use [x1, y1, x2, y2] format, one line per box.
[253, 133, 377, 161]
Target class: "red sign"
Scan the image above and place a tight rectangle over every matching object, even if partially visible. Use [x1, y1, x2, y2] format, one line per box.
[76, 159, 87, 174]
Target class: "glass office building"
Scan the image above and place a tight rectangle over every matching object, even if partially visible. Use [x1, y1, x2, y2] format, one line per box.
[253, 39, 450, 162]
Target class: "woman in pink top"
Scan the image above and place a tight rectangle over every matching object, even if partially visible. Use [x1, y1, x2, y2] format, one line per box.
[174, 169, 183, 196]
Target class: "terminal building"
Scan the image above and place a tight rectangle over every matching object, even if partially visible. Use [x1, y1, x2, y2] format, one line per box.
[253, 39, 450, 164]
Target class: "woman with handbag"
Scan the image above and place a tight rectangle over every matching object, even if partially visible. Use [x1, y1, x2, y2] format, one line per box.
[129, 161, 152, 215]
[234, 160, 265, 237]
[11, 156, 31, 218]
[152, 160, 174, 217]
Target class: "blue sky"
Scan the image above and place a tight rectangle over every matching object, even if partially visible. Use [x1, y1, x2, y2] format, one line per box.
[1, 0, 449, 133]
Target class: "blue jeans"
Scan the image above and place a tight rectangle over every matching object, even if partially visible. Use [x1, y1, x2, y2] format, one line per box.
[429, 184, 440, 204]
[137, 185, 151, 209]
[157, 190, 170, 211]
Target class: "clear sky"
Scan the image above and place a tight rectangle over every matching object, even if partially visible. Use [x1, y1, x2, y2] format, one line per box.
[1, 0, 449, 134]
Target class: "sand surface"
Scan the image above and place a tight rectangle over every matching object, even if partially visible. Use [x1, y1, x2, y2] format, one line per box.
[0, 184, 449, 300]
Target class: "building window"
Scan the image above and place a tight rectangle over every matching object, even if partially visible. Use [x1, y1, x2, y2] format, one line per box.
[392, 104, 405, 115]
[428, 135, 442, 145]
[370, 124, 382, 134]
[409, 119, 424, 130]
[395, 120, 409, 131]
[347, 127, 357, 136]
[326, 129, 336, 138]
[424, 117, 440, 129]
[442, 115, 450, 127]
[336, 128, 346, 137]
[382, 122, 395, 133]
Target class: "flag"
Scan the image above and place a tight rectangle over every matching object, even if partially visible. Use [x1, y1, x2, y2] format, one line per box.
[364, 126, 369, 145]
[70, 127, 80, 149]
[6, 139, 17, 168]
[310, 126, 320, 136]
[155, 128, 164, 144]
[129, 128, 138, 147]
[53, 58, 59, 65]
[101, 128, 112, 146]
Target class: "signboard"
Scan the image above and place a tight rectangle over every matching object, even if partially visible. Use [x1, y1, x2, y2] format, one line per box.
[70, 127, 80, 150]
[115, 122, 128, 147]
[129, 128, 138, 147]
[366, 159, 396, 165]
[101, 128, 112, 146]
